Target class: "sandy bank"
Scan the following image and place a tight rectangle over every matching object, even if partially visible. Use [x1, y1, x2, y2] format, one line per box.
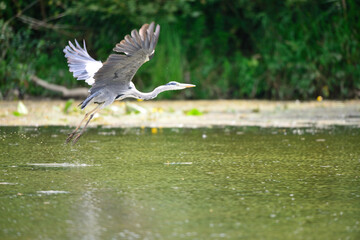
[0, 100, 359, 128]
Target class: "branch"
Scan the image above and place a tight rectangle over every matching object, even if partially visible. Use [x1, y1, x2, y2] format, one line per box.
[31, 75, 89, 98]
[1, 0, 39, 42]
[17, 15, 72, 36]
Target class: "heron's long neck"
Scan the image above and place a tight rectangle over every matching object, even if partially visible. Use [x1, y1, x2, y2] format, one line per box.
[132, 85, 174, 100]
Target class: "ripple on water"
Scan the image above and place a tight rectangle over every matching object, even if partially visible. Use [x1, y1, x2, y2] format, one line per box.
[0, 182, 17, 185]
[37, 190, 69, 195]
[27, 163, 95, 167]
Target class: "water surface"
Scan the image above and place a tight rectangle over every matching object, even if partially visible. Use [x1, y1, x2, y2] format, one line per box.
[0, 126, 359, 239]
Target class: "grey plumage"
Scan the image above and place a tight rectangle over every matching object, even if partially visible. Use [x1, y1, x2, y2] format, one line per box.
[89, 23, 160, 100]
[63, 22, 195, 143]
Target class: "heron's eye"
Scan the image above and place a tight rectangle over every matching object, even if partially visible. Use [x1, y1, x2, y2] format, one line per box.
[166, 82, 177, 86]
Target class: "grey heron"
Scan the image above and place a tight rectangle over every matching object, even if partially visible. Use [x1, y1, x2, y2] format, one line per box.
[63, 22, 195, 143]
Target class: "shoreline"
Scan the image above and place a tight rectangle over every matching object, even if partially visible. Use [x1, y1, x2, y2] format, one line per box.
[0, 100, 359, 128]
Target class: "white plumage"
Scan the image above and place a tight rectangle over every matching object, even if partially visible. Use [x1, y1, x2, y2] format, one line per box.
[63, 40, 102, 86]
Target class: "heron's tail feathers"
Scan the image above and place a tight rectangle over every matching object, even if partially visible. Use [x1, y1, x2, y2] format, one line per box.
[79, 91, 101, 110]
[63, 40, 103, 86]
[113, 22, 160, 56]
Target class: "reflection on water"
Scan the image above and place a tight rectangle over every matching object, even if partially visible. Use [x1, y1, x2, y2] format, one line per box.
[0, 126, 359, 239]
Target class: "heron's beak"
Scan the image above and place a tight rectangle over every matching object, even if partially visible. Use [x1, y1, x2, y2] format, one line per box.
[181, 83, 196, 88]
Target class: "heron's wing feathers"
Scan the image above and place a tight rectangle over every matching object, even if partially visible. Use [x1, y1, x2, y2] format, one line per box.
[113, 22, 160, 56]
[90, 22, 160, 94]
[63, 40, 103, 85]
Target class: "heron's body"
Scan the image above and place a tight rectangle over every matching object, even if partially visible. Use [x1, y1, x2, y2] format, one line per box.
[63, 22, 195, 143]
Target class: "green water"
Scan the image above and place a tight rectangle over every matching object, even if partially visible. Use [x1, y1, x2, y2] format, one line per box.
[0, 126, 359, 239]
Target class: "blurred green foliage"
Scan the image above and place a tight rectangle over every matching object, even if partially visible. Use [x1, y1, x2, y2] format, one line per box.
[0, 0, 359, 100]
[185, 108, 204, 116]
[63, 99, 73, 114]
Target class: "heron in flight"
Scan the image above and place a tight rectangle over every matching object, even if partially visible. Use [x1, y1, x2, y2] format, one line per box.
[63, 22, 195, 143]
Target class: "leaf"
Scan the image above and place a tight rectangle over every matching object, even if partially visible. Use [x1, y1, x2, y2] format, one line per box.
[125, 103, 146, 114]
[12, 111, 22, 117]
[17, 101, 28, 115]
[63, 99, 74, 114]
[185, 108, 203, 116]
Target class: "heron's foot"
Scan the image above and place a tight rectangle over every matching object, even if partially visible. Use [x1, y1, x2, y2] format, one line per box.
[66, 131, 77, 143]
[72, 133, 83, 145]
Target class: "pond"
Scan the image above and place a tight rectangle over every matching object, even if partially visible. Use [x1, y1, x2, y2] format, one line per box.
[0, 126, 359, 239]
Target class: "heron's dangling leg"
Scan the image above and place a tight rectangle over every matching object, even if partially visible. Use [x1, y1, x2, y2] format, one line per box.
[66, 104, 101, 143]
[72, 103, 103, 144]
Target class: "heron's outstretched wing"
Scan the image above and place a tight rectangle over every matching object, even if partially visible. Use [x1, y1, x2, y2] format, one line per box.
[90, 22, 160, 94]
[63, 40, 103, 85]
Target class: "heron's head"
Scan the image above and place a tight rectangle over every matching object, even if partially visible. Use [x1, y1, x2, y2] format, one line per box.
[165, 81, 196, 90]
